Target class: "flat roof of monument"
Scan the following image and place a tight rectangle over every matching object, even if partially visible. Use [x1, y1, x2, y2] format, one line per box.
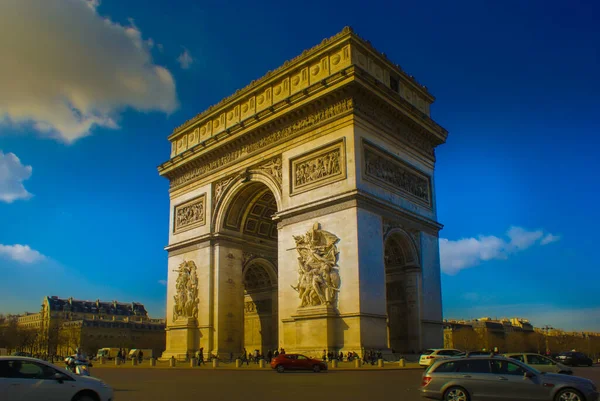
[168, 26, 435, 140]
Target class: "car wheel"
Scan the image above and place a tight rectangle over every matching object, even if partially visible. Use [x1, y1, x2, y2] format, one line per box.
[312, 364, 321, 373]
[74, 395, 96, 401]
[555, 388, 584, 401]
[444, 386, 470, 401]
[276, 365, 285, 373]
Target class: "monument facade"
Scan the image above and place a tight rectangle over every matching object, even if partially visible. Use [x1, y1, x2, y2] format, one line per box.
[158, 27, 448, 358]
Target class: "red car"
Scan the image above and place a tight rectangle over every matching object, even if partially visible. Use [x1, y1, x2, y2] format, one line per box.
[270, 354, 328, 373]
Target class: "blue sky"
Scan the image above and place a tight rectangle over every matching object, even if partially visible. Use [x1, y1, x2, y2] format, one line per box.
[1, 0, 598, 331]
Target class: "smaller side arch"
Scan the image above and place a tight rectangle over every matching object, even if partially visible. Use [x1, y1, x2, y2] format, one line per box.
[243, 257, 278, 290]
[384, 228, 420, 269]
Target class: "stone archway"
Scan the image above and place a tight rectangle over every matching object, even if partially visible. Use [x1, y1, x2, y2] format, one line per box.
[212, 179, 279, 356]
[384, 229, 421, 353]
[242, 259, 277, 354]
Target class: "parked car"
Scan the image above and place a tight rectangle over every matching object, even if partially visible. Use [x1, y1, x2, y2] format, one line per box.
[0, 356, 114, 401]
[419, 349, 463, 367]
[504, 353, 573, 374]
[419, 356, 598, 401]
[270, 354, 327, 373]
[555, 352, 594, 367]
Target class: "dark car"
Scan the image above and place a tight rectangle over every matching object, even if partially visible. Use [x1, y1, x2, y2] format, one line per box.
[555, 352, 593, 367]
[420, 356, 598, 401]
[270, 354, 327, 373]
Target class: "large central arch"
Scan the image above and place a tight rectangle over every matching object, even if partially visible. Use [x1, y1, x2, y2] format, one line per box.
[211, 175, 280, 356]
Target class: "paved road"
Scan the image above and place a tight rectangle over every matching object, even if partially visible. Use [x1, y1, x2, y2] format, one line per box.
[93, 366, 600, 401]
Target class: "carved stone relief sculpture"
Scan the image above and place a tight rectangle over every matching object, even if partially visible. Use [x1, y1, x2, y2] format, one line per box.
[290, 222, 341, 308]
[172, 260, 199, 322]
[363, 141, 431, 207]
[258, 156, 282, 185]
[290, 141, 346, 195]
[174, 194, 206, 233]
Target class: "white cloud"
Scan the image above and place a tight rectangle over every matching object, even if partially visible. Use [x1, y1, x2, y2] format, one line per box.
[158, 280, 167, 286]
[0, 151, 33, 203]
[0, 0, 178, 143]
[440, 226, 560, 275]
[541, 233, 561, 245]
[177, 49, 194, 69]
[0, 244, 46, 264]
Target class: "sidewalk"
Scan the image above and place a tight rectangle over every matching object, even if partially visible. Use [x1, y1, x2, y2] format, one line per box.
[93, 360, 423, 371]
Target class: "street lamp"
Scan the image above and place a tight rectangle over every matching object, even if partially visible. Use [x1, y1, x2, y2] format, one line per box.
[542, 325, 553, 355]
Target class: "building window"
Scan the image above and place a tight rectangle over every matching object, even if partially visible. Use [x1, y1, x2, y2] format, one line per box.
[390, 76, 399, 92]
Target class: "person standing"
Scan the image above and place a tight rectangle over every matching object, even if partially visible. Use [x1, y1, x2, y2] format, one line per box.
[267, 350, 273, 363]
[198, 347, 205, 366]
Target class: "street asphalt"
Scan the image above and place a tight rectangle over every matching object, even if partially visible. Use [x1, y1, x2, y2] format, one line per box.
[92, 365, 600, 401]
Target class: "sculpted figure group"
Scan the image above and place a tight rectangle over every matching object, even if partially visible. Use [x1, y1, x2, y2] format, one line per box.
[172, 260, 199, 322]
[290, 222, 341, 307]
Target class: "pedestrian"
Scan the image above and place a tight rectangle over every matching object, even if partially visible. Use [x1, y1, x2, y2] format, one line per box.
[139, 350, 144, 363]
[254, 349, 259, 364]
[198, 347, 205, 366]
[273, 349, 279, 357]
[267, 350, 272, 363]
[230, 352, 234, 363]
[339, 351, 343, 361]
[322, 349, 327, 361]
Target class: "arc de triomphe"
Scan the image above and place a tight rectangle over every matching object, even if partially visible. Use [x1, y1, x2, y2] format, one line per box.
[158, 27, 448, 359]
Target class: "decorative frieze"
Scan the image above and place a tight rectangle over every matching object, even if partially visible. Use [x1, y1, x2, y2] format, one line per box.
[173, 194, 206, 233]
[290, 140, 346, 195]
[169, 98, 353, 189]
[363, 141, 431, 207]
[354, 91, 436, 157]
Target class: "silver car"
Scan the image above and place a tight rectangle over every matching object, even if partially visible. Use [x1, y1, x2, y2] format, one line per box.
[420, 356, 598, 401]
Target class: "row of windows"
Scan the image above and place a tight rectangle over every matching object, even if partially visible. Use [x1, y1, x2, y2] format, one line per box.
[433, 359, 527, 376]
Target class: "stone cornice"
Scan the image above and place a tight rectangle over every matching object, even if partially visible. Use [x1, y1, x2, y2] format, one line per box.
[161, 89, 355, 189]
[275, 189, 443, 235]
[164, 27, 439, 161]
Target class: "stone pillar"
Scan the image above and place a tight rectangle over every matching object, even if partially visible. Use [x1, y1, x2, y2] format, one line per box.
[378, 359, 384, 367]
[132, 358, 137, 366]
[190, 358, 197, 367]
[150, 358, 156, 367]
[354, 358, 361, 368]
[235, 359, 241, 368]
[259, 359, 266, 368]
[169, 357, 176, 367]
[399, 357, 406, 367]
[331, 359, 338, 369]
[114, 358, 119, 366]
[212, 241, 244, 356]
[212, 358, 219, 368]
[419, 231, 443, 349]
[278, 213, 389, 354]
[100, 357, 105, 365]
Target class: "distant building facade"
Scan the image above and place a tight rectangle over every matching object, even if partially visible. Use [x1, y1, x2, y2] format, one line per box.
[443, 317, 599, 357]
[8, 296, 165, 356]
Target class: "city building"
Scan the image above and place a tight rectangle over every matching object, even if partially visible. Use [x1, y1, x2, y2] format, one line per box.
[443, 317, 599, 357]
[3, 296, 165, 357]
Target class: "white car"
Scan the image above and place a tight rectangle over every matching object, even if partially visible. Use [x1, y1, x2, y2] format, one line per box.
[419, 348, 463, 367]
[0, 356, 114, 401]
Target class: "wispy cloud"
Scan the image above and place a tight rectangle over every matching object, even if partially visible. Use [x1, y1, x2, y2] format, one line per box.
[158, 280, 167, 286]
[0, 151, 32, 203]
[177, 49, 194, 69]
[440, 226, 560, 275]
[0, 0, 178, 143]
[0, 244, 46, 264]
